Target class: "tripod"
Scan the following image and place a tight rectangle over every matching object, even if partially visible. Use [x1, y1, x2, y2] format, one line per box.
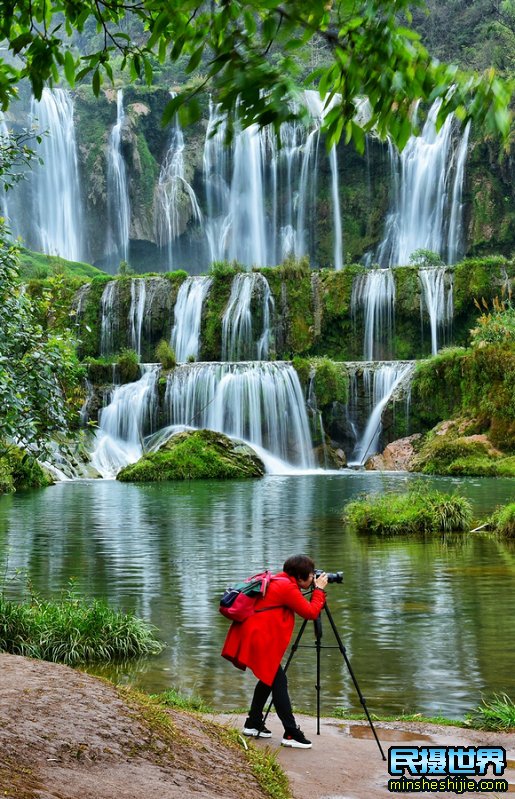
[263, 600, 386, 760]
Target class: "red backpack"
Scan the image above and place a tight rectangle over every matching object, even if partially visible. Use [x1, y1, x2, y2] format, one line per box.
[219, 570, 273, 622]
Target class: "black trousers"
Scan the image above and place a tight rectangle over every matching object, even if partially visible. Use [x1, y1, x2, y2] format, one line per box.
[248, 665, 296, 730]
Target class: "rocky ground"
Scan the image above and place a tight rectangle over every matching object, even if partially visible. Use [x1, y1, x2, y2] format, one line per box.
[1, 654, 515, 799]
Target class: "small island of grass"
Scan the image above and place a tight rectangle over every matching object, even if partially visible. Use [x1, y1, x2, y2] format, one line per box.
[344, 487, 473, 536]
[117, 429, 265, 482]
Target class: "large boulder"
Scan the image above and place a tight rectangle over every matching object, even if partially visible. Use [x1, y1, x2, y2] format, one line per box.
[117, 429, 265, 482]
[365, 434, 421, 471]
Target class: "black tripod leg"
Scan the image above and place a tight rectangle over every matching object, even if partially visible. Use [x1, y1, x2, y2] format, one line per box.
[261, 617, 309, 730]
[324, 603, 386, 761]
[314, 616, 322, 735]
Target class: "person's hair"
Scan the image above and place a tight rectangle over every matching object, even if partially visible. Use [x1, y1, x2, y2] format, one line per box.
[283, 554, 315, 580]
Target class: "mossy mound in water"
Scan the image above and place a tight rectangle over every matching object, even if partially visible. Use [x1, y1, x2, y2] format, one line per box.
[117, 429, 265, 482]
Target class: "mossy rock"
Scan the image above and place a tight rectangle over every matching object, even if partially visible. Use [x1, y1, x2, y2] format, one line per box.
[411, 428, 508, 476]
[0, 447, 54, 494]
[117, 429, 265, 482]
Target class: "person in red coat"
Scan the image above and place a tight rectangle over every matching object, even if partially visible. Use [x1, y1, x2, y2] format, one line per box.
[221, 553, 328, 749]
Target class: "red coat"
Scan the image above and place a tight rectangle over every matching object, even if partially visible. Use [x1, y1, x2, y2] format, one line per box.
[221, 571, 326, 686]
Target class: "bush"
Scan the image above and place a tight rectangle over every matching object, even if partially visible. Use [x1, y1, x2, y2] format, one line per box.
[470, 299, 515, 347]
[408, 249, 445, 268]
[155, 339, 176, 370]
[344, 487, 473, 535]
[209, 260, 243, 278]
[490, 503, 515, 538]
[466, 694, 515, 731]
[117, 349, 140, 382]
[0, 582, 163, 665]
[278, 255, 311, 279]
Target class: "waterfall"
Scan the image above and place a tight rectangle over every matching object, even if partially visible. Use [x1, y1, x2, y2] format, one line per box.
[164, 361, 315, 467]
[170, 276, 212, 362]
[100, 280, 120, 356]
[221, 273, 275, 360]
[90, 365, 160, 478]
[29, 88, 83, 261]
[447, 121, 471, 264]
[106, 89, 130, 265]
[129, 278, 147, 358]
[419, 267, 454, 355]
[349, 362, 415, 466]
[376, 100, 469, 266]
[351, 268, 395, 360]
[203, 93, 343, 269]
[303, 90, 343, 270]
[155, 97, 203, 269]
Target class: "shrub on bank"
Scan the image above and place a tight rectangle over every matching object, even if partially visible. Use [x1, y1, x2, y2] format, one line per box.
[466, 694, 515, 731]
[344, 488, 473, 535]
[0, 446, 54, 495]
[0, 584, 163, 665]
[489, 503, 515, 538]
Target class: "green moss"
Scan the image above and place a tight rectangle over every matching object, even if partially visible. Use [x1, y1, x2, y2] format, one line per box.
[200, 273, 233, 360]
[18, 249, 104, 281]
[117, 429, 265, 482]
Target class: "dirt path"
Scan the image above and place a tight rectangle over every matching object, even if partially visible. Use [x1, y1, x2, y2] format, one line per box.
[1, 654, 514, 799]
[214, 712, 515, 798]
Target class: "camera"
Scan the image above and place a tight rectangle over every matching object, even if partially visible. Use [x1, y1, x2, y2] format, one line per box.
[315, 569, 343, 584]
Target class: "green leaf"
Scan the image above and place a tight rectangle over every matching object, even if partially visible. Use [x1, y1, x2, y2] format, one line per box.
[92, 68, 101, 96]
[185, 45, 204, 74]
[64, 51, 75, 87]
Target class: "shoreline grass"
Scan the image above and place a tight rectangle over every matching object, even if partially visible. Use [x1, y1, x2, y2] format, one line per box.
[0, 583, 163, 665]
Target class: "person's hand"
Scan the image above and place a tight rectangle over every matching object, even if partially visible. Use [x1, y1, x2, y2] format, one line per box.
[314, 572, 328, 590]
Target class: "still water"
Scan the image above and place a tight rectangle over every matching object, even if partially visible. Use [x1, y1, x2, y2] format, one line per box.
[0, 472, 514, 720]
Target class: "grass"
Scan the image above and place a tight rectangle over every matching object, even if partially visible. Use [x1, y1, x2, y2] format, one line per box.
[333, 708, 467, 727]
[465, 694, 515, 731]
[344, 487, 473, 535]
[490, 502, 515, 537]
[18, 248, 104, 280]
[0, 581, 163, 665]
[152, 687, 213, 713]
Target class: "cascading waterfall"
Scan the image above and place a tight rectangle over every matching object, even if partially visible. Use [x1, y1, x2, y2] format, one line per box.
[155, 96, 203, 269]
[348, 362, 415, 466]
[447, 121, 471, 264]
[100, 280, 120, 356]
[29, 88, 83, 261]
[170, 276, 212, 362]
[419, 267, 454, 355]
[129, 278, 147, 358]
[221, 273, 274, 360]
[164, 362, 315, 468]
[106, 89, 130, 265]
[376, 100, 469, 267]
[90, 365, 160, 478]
[203, 92, 343, 269]
[351, 269, 395, 360]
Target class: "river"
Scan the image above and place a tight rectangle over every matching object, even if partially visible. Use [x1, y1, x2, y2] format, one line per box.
[0, 472, 514, 720]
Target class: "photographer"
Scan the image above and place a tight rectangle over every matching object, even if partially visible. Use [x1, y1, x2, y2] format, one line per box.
[221, 554, 328, 749]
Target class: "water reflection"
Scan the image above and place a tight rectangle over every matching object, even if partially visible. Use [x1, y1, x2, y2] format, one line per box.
[0, 473, 514, 718]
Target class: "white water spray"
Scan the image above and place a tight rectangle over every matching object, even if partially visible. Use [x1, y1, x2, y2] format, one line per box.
[106, 90, 130, 265]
